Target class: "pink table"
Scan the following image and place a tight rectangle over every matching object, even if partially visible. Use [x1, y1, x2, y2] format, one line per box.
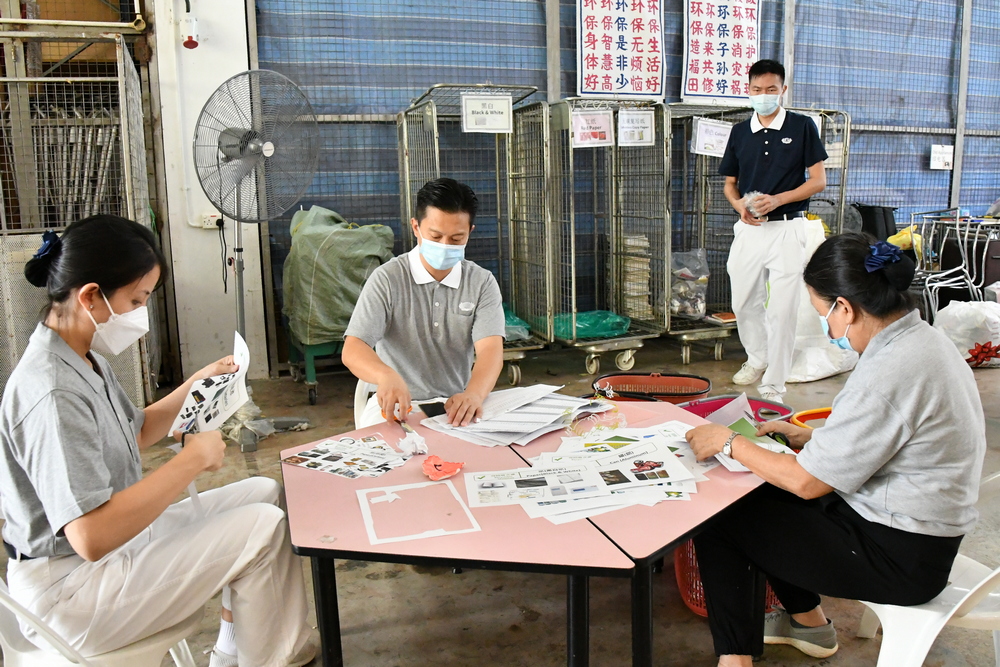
[515, 401, 767, 666]
[281, 418, 635, 667]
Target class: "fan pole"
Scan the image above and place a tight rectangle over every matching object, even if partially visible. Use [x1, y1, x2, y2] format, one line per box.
[234, 220, 246, 338]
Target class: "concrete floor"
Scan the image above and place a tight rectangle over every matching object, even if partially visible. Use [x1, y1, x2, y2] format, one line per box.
[3, 336, 999, 666]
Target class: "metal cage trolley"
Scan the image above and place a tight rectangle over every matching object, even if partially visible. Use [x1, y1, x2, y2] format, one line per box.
[547, 98, 669, 375]
[397, 84, 549, 385]
[665, 104, 851, 364]
[0, 35, 159, 404]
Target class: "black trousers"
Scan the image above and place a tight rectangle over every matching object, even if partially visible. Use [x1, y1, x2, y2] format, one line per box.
[693, 484, 962, 656]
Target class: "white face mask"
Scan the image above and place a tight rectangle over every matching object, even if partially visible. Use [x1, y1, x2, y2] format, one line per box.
[86, 292, 149, 356]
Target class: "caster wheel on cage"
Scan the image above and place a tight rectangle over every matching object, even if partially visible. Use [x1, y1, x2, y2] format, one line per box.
[681, 344, 691, 365]
[308, 386, 317, 405]
[290, 364, 302, 382]
[507, 363, 522, 386]
[585, 354, 601, 375]
[615, 350, 636, 371]
[714, 341, 725, 361]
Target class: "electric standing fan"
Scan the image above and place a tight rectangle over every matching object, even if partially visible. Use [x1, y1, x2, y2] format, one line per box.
[192, 69, 320, 336]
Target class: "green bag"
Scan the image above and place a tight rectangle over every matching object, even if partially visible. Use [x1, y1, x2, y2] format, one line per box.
[282, 206, 394, 345]
[553, 310, 631, 340]
[503, 304, 531, 341]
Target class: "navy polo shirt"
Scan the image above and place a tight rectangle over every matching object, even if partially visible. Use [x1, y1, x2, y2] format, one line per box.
[718, 108, 828, 220]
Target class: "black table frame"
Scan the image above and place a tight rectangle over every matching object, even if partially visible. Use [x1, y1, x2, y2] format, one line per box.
[588, 485, 769, 666]
[294, 545, 631, 667]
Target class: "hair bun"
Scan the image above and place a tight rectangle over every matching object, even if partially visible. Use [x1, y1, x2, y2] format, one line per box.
[882, 253, 916, 292]
[24, 255, 54, 287]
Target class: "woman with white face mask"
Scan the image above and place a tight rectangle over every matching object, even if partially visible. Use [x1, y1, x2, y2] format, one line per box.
[684, 233, 986, 667]
[0, 215, 315, 667]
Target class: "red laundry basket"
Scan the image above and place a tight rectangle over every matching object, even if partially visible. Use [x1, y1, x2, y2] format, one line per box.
[592, 372, 712, 404]
[676, 393, 793, 423]
[675, 540, 783, 617]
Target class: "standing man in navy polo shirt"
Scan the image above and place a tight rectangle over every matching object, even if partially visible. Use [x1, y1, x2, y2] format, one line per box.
[719, 59, 828, 402]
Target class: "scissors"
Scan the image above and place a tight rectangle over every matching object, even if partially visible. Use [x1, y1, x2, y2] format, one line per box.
[743, 409, 791, 448]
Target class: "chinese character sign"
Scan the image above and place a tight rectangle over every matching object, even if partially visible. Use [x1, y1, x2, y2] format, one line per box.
[577, 0, 664, 99]
[681, 0, 761, 104]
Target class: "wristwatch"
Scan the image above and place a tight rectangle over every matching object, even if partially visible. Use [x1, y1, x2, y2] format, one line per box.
[722, 432, 738, 457]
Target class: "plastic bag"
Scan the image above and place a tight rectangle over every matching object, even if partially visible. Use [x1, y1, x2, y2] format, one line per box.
[283, 206, 394, 345]
[787, 219, 858, 383]
[933, 302, 1000, 368]
[503, 304, 530, 341]
[553, 310, 631, 340]
[670, 248, 709, 318]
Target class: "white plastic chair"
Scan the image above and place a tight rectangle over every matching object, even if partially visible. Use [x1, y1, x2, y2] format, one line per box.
[353, 379, 377, 428]
[857, 471, 1000, 666]
[0, 578, 201, 667]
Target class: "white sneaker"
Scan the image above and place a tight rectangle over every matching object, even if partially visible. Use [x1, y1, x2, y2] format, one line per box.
[760, 391, 784, 403]
[208, 647, 238, 667]
[733, 362, 766, 385]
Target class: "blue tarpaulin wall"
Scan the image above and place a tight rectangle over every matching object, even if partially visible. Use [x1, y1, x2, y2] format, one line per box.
[257, 0, 999, 319]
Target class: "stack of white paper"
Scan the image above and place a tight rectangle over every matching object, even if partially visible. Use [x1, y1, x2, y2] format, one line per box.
[467, 420, 718, 524]
[421, 385, 613, 447]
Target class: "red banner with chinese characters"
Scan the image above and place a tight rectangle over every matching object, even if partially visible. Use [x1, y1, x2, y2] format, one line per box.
[577, 0, 665, 99]
[681, 0, 761, 104]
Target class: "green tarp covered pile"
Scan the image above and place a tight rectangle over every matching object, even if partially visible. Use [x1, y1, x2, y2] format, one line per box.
[282, 206, 394, 345]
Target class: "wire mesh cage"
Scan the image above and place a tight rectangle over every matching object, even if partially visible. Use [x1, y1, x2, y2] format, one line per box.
[665, 104, 851, 363]
[0, 35, 155, 404]
[548, 98, 669, 376]
[397, 84, 547, 384]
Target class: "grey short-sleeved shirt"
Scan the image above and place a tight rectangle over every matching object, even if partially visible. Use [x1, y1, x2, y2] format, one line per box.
[797, 311, 986, 537]
[345, 248, 506, 401]
[0, 324, 144, 558]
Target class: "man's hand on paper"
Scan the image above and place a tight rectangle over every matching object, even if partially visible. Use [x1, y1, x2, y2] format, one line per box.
[377, 371, 412, 422]
[172, 430, 226, 472]
[756, 420, 812, 450]
[445, 391, 485, 427]
[193, 356, 239, 382]
[685, 423, 734, 461]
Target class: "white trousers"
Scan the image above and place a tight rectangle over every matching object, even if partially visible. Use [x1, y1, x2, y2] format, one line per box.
[7, 477, 311, 667]
[727, 218, 808, 394]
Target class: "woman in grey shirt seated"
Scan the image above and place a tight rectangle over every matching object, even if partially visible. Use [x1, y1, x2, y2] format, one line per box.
[686, 232, 987, 667]
[0, 215, 315, 666]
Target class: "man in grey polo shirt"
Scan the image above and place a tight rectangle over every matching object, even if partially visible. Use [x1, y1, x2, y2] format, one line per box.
[344, 178, 505, 427]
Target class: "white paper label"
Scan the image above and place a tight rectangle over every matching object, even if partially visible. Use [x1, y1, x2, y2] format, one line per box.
[617, 109, 656, 147]
[690, 117, 733, 157]
[461, 94, 513, 134]
[572, 110, 616, 148]
[930, 144, 954, 170]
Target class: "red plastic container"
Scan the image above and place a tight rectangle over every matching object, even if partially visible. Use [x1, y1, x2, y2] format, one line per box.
[592, 372, 712, 404]
[676, 393, 793, 423]
[675, 540, 782, 617]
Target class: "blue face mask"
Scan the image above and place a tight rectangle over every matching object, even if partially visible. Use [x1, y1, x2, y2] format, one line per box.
[418, 231, 466, 271]
[749, 94, 780, 116]
[819, 302, 855, 352]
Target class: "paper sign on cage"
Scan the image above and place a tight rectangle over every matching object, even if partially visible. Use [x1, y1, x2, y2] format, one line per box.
[357, 481, 481, 545]
[691, 117, 734, 157]
[618, 109, 656, 147]
[572, 110, 616, 148]
[461, 94, 513, 134]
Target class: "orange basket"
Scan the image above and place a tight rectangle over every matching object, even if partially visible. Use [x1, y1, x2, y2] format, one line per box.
[674, 539, 782, 617]
[791, 408, 832, 429]
[592, 372, 711, 404]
